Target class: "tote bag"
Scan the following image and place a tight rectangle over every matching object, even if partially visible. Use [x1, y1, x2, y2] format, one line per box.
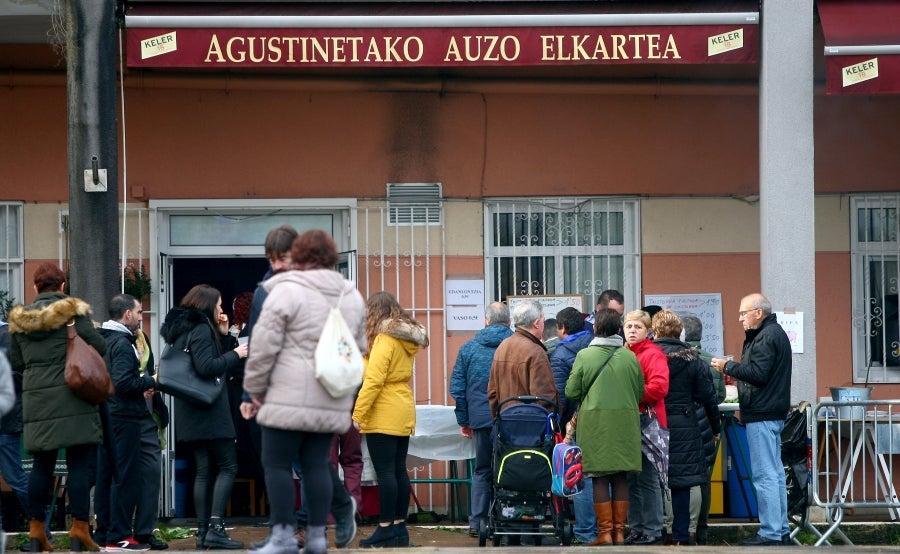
[156, 343, 221, 407]
[64, 321, 115, 404]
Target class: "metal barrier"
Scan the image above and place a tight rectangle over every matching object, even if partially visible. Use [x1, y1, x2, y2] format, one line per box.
[811, 398, 900, 546]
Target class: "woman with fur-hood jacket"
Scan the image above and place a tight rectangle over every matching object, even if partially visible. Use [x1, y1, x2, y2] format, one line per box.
[6, 263, 106, 551]
[352, 291, 428, 549]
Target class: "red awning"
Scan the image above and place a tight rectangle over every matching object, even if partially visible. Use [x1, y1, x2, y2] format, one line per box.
[124, 1, 759, 69]
[818, 0, 900, 95]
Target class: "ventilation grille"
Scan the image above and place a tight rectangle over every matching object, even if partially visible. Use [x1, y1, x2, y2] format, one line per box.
[387, 183, 442, 226]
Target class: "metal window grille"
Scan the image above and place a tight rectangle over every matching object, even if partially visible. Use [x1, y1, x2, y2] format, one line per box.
[851, 194, 900, 383]
[483, 198, 640, 306]
[387, 183, 443, 226]
[0, 202, 24, 317]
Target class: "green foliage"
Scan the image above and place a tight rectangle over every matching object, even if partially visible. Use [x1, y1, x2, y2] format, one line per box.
[156, 524, 194, 541]
[123, 263, 152, 300]
[0, 289, 13, 320]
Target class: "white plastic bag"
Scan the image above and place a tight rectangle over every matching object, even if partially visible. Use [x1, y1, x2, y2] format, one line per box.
[314, 300, 364, 398]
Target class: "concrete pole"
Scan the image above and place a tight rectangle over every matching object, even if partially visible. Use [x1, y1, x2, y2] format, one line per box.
[759, 0, 816, 405]
[66, 0, 119, 320]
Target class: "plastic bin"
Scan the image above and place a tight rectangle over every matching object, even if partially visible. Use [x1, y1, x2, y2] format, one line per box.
[726, 423, 758, 518]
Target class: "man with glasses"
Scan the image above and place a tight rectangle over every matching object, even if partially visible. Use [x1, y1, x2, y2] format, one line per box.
[710, 294, 791, 546]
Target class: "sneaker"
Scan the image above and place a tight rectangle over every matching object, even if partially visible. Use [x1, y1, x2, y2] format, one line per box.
[135, 535, 168, 551]
[334, 496, 358, 548]
[467, 528, 479, 538]
[103, 538, 151, 552]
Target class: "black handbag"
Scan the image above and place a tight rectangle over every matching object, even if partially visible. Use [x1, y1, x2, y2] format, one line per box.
[155, 343, 221, 407]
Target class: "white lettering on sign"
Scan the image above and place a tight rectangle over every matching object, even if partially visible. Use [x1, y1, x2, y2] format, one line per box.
[707, 29, 743, 56]
[141, 32, 177, 60]
[843, 58, 879, 88]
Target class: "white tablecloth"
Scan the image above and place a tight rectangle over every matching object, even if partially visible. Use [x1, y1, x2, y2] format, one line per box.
[360, 405, 476, 482]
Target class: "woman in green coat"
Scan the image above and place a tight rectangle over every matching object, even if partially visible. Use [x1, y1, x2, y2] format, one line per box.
[566, 308, 644, 546]
[7, 263, 107, 551]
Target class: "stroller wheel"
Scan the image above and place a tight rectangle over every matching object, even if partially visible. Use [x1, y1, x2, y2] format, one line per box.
[478, 519, 488, 547]
[491, 530, 501, 548]
[560, 521, 573, 546]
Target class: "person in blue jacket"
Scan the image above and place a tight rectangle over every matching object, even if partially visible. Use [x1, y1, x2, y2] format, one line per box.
[449, 302, 513, 536]
[550, 307, 596, 544]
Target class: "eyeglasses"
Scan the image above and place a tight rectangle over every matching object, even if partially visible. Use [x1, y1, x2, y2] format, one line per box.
[738, 308, 760, 318]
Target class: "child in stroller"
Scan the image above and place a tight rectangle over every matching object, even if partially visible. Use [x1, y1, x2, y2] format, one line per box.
[479, 396, 573, 547]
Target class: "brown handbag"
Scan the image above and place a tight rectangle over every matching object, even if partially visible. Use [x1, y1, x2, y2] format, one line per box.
[64, 321, 115, 404]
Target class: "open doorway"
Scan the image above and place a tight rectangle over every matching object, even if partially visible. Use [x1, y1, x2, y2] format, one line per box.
[170, 256, 270, 519]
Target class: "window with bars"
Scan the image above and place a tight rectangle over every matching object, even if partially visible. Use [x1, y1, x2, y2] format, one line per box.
[851, 194, 900, 383]
[484, 198, 640, 307]
[0, 202, 24, 319]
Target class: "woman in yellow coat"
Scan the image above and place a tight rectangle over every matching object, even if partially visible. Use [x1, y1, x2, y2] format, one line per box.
[352, 291, 428, 548]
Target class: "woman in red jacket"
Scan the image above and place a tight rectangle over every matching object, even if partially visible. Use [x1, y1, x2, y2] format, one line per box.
[622, 309, 670, 546]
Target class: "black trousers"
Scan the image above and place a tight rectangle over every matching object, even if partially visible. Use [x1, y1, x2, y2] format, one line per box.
[365, 433, 410, 524]
[29, 444, 95, 521]
[261, 427, 333, 528]
[192, 438, 239, 521]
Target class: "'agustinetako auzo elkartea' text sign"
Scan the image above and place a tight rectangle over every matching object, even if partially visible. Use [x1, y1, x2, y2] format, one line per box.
[126, 23, 758, 68]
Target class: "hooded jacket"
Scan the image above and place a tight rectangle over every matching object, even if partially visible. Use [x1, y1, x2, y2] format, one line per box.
[654, 337, 721, 489]
[99, 323, 156, 420]
[723, 313, 792, 423]
[565, 335, 643, 474]
[159, 306, 240, 442]
[449, 324, 514, 430]
[244, 269, 366, 434]
[7, 293, 106, 453]
[0, 321, 23, 435]
[352, 318, 427, 437]
[550, 329, 594, 424]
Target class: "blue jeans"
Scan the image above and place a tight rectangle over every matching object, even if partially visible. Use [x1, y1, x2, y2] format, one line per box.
[746, 420, 789, 541]
[627, 454, 663, 538]
[469, 428, 492, 530]
[572, 477, 596, 542]
[0, 434, 29, 510]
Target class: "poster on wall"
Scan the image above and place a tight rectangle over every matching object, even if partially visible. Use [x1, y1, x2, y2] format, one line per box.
[644, 293, 725, 357]
[445, 278, 486, 332]
[774, 311, 804, 353]
[507, 294, 585, 319]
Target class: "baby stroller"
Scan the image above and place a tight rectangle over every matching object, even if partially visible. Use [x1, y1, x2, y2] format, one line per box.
[478, 396, 573, 547]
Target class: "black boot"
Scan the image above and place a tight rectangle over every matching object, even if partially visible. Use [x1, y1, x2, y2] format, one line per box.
[394, 522, 410, 547]
[359, 524, 397, 549]
[196, 522, 208, 550]
[204, 519, 243, 550]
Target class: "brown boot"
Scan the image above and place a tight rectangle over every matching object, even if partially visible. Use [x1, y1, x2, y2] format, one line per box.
[589, 502, 613, 546]
[29, 518, 53, 552]
[69, 519, 99, 552]
[612, 500, 629, 545]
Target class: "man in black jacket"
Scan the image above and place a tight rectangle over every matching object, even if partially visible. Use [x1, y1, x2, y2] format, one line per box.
[96, 294, 161, 551]
[711, 293, 792, 546]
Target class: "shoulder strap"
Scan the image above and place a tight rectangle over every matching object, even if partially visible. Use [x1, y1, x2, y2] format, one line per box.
[582, 346, 619, 398]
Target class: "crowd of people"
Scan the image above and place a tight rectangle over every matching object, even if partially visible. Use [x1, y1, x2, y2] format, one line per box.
[452, 289, 794, 548]
[0, 224, 793, 553]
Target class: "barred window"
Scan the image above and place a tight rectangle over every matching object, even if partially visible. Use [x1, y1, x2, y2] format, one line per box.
[484, 198, 640, 308]
[851, 194, 900, 383]
[0, 202, 24, 319]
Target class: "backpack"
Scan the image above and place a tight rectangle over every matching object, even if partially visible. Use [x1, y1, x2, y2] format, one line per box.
[314, 290, 364, 398]
[551, 442, 585, 497]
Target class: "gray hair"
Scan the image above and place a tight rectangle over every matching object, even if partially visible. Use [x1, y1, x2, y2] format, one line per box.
[511, 300, 544, 328]
[485, 302, 510, 326]
[745, 293, 773, 315]
[681, 314, 703, 342]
